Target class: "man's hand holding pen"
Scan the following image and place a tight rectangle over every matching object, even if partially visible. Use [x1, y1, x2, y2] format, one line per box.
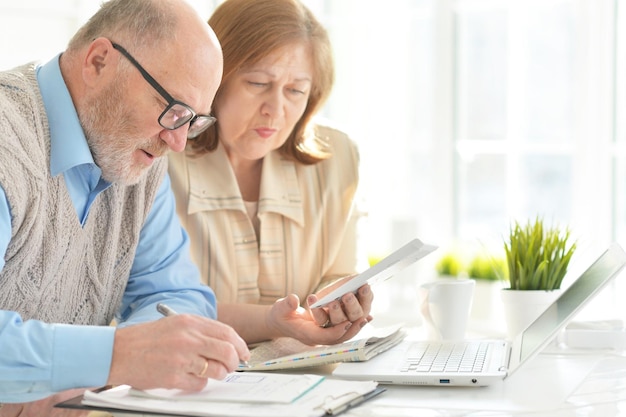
[157, 303, 250, 369]
[106, 305, 250, 392]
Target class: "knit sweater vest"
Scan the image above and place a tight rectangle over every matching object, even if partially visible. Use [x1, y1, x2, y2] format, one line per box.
[0, 63, 167, 326]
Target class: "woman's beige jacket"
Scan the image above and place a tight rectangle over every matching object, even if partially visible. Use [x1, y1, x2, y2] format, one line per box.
[168, 124, 365, 304]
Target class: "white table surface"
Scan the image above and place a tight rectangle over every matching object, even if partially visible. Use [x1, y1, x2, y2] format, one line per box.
[104, 339, 626, 417]
[339, 347, 626, 416]
[100, 322, 626, 417]
[101, 274, 626, 417]
[342, 267, 626, 416]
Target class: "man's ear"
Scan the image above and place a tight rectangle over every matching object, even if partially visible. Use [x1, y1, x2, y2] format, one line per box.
[82, 37, 116, 88]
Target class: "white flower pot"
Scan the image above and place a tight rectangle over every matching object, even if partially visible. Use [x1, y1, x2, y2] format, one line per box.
[501, 289, 561, 339]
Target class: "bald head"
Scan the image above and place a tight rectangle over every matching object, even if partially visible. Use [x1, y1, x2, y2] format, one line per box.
[67, 0, 219, 56]
[63, 0, 222, 93]
[61, 0, 222, 126]
[58, 0, 223, 184]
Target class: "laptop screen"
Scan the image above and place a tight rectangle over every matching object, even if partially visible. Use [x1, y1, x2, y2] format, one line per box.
[519, 243, 626, 361]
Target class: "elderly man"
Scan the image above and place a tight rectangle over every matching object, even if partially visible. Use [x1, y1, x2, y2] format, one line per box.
[0, 0, 248, 413]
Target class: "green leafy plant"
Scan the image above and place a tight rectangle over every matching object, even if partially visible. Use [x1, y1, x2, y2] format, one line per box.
[435, 251, 464, 277]
[504, 217, 576, 290]
[467, 253, 507, 281]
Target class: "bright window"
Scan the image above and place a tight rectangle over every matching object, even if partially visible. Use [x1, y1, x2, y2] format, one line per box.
[1, 0, 624, 324]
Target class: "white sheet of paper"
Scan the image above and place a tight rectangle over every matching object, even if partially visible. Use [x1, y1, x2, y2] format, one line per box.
[82, 376, 379, 417]
[131, 373, 324, 404]
[310, 238, 438, 308]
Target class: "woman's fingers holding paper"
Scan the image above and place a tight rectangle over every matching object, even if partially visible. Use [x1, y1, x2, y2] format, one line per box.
[308, 283, 373, 327]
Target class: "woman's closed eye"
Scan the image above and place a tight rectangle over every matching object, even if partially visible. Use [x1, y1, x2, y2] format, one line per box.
[287, 87, 306, 95]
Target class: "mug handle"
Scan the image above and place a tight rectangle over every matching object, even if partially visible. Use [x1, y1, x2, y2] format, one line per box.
[419, 285, 441, 340]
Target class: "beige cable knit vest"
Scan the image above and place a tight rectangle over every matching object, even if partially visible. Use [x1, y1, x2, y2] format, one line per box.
[0, 63, 167, 326]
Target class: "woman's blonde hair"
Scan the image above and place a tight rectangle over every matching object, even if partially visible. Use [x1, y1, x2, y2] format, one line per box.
[190, 0, 335, 164]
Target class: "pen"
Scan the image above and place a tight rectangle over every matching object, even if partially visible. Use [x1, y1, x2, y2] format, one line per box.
[156, 302, 178, 317]
[156, 303, 250, 368]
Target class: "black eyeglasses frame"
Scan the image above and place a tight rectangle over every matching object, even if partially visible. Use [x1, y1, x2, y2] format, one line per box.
[111, 42, 216, 138]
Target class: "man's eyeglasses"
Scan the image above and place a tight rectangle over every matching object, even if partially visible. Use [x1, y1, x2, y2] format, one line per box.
[111, 42, 216, 139]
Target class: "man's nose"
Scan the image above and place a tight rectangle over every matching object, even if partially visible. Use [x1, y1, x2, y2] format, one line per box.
[160, 126, 188, 153]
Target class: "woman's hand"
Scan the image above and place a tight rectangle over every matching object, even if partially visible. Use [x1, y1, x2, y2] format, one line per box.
[307, 278, 374, 330]
[265, 294, 369, 345]
[264, 279, 374, 346]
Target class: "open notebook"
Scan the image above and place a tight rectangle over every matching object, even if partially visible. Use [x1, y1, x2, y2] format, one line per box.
[333, 243, 626, 387]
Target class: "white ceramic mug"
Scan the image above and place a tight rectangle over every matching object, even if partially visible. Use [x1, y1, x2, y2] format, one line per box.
[419, 279, 475, 340]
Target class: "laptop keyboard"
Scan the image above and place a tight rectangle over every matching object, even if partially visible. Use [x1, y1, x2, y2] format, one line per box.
[400, 341, 489, 373]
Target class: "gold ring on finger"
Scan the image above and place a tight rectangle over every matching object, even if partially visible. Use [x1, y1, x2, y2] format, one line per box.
[198, 359, 209, 378]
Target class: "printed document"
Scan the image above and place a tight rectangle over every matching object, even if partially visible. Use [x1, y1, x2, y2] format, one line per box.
[80, 374, 380, 417]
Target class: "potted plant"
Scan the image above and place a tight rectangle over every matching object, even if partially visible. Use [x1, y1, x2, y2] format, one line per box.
[501, 217, 577, 337]
[435, 250, 465, 279]
[504, 217, 576, 290]
[467, 253, 506, 282]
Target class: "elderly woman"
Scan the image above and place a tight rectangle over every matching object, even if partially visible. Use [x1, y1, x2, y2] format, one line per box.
[169, 0, 373, 345]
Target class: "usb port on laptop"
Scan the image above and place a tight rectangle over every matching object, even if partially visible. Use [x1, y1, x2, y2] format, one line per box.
[439, 379, 450, 384]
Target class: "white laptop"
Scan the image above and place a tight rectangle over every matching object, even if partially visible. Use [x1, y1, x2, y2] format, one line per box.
[333, 243, 626, 387]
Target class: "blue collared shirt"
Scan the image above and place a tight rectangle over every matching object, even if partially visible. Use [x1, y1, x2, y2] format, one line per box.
[0, 55, 217, 402]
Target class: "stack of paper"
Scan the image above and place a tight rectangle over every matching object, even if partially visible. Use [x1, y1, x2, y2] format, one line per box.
[73, 372, 382, 417]
[242, 324, 405, 371]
